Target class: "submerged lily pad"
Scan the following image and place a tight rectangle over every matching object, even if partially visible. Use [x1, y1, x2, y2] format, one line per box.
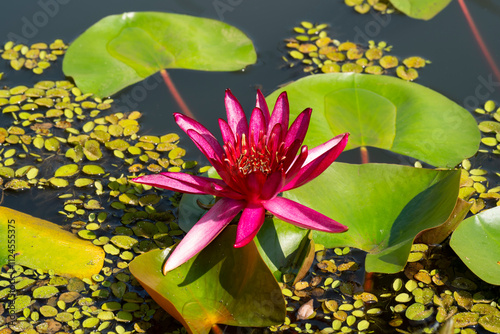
[63, 12, 256, 97]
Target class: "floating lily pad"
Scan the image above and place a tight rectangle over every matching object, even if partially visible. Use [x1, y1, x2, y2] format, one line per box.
[390, 0, 453, 20]
[450, 207, 500, 285]
[283, 162, 460, 273]
[129, 226, 285, 334]
[63, 12, 256, 97]
[0, 207, 104, 279]
[266, 73, 480, 168]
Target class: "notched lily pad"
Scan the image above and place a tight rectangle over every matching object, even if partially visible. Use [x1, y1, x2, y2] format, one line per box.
[63, 12, 257, 97]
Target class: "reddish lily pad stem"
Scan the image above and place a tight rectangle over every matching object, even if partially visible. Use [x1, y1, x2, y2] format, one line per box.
[211, 325, 223, 334]
[360, 146, 369, 164]
[160, 69, 196, 120]
[458, 0, 500, 82]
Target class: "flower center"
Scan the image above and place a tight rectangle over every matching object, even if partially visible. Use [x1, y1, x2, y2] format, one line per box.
[237, 146, 272, 175]
[223, 132, 285, 177]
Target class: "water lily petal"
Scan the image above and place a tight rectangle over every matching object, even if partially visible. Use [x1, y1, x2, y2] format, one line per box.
[303, 132, 349, 166]
[284, 108, 311, 150]
[261, 170, 285, 200]
[132, 172, 243, 199]
[267, 91, 289, 139]
[225, 89, 248, 137]
[283, 146, 309, 184]
[255, 89, 270, 127]
[163, 197, 246, 273]
[267, 124, 283, 158]
[263, 197, 348, 233]
[282, 139, 302, 172]
[249, 107, 266, 146]
[186, 129, 234, 185]
[218, 118, 235, 145]
[234, 203, 266, 248]
[174, 113, 223, 157]
[281, 133, 349, 191]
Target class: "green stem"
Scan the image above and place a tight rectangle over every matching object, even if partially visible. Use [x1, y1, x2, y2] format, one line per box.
[160, 69, 196, 120]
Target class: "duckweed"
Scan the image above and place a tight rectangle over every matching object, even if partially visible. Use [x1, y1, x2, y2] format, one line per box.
[284, 22, 429, 80]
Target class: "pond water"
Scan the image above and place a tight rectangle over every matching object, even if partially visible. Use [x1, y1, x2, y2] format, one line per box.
[0, 0, 499, 333]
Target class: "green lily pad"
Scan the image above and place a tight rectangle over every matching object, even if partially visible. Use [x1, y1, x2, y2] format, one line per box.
[450, 206, 500, 285]
[266, 73, 480, 168]
[390, 0, 453, 20]
[0, 207, 105, 279]
[416, 198, 471, 245]
[283, 162, 460, 273]
[254, 218, 313, 282]
[63, 12, 256, 97]
[178, 193, 312, 282]
[129, 226, 285, 334]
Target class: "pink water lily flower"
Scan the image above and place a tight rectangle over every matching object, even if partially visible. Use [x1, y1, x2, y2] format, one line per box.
[133, 89, 349, 274]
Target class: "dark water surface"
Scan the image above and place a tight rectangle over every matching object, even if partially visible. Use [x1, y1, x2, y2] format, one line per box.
[0, 0, 498, 224]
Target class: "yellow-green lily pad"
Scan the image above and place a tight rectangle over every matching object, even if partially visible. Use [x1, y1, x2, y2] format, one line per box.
[0, 207, 104, 279]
